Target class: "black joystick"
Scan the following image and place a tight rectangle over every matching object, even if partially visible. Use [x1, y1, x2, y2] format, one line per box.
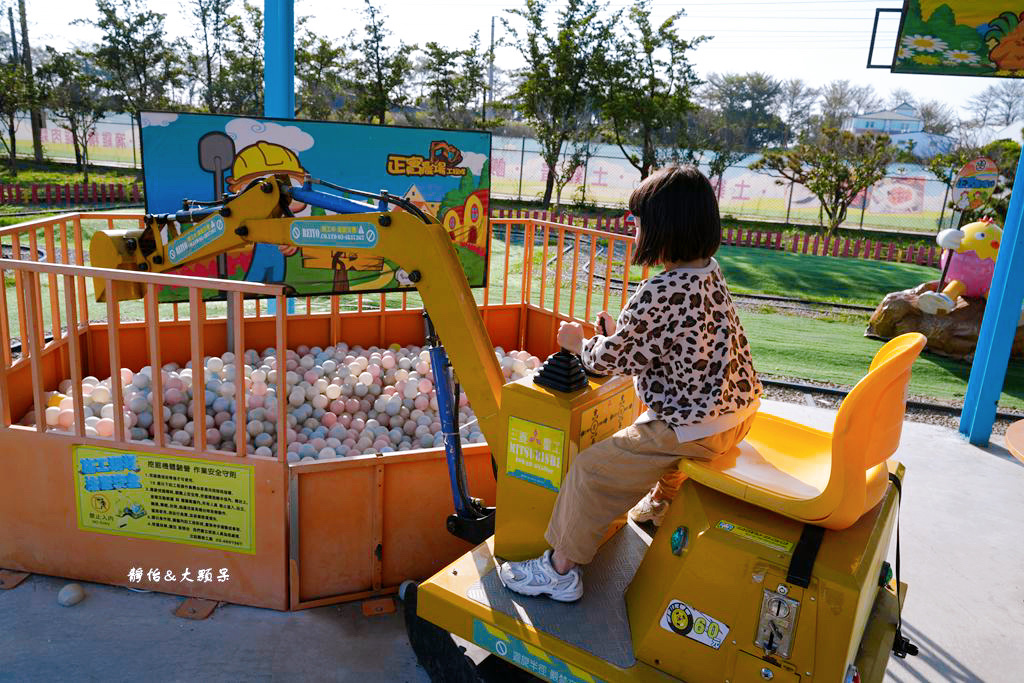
[533, 350, 589, 393]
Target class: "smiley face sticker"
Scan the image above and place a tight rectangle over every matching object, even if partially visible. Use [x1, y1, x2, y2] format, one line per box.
[660, 599, 729, 649]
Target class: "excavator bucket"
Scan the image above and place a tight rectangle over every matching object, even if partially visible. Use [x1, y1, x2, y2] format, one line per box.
[90, 229, 147, 302]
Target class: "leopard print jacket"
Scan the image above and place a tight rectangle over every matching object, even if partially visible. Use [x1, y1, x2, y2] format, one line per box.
[581, 258, 762, 430]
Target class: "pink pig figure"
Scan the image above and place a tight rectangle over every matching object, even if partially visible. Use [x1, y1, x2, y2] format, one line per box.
[918, 219, 1000, 315]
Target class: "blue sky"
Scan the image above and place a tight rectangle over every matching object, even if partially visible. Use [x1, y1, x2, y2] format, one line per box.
[28, 0, 998, 118]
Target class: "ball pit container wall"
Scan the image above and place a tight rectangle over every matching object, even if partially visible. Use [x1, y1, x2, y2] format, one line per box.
[0, 212, 632, 610]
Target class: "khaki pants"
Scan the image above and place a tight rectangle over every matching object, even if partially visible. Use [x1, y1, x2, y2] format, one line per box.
[544, 416, 755, 565]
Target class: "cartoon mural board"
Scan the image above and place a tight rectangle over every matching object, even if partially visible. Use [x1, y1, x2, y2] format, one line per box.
[139, 112, 490, 302]
[952, 157, 1000, 210]
[893, 1, 1024, 77]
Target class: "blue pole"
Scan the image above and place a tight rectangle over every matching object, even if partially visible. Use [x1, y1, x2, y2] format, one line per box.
[959, 152, 1024, 445]
[263, 0, 295, 315]
[263, 0, 294, 119]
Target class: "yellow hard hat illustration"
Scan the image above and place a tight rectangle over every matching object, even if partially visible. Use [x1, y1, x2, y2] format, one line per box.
[226, 142, 305, 186]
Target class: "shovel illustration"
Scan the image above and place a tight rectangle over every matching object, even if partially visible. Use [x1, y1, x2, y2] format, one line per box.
[198, 132, 236, 280]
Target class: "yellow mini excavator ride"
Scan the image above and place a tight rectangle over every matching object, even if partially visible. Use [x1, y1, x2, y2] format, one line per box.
[90, 174, 923, 683]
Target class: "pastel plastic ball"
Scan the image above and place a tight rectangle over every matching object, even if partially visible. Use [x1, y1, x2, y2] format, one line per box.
[95, 418, 115, 437]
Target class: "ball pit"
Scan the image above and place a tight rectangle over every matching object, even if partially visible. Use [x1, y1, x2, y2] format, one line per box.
[24, 344, 541, 462]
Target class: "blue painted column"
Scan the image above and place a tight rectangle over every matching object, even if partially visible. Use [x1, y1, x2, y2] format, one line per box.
[263, 0, 295, 314]
[960, 153, 1024, 445]
[264, 0, 295, 119]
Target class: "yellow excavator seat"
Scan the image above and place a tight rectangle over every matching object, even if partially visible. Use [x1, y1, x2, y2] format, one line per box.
[681, 332, 926, 530]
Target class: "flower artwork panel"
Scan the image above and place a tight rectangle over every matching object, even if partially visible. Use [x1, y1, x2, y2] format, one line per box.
[892, 0, 1024, 77]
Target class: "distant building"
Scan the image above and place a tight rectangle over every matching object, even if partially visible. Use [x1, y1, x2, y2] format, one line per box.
[842, 102, 953, 158]
[843, 102, 923, 135]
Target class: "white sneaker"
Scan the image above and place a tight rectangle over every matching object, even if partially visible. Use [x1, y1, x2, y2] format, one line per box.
[629, 490, 669, 526]
[497, 549, 583, 602]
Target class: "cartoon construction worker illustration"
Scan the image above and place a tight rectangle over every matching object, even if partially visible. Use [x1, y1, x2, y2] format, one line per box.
[224, 140, 390, 291]
[225, 141, 305, 284]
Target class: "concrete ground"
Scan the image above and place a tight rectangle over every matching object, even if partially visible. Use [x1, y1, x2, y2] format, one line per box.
[1, 399, 1022, 682]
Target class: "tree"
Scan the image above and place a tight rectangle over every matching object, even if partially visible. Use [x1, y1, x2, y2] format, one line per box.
[220, 1, 263, 116]
[683, 107, 745, 196]
[967, 81, 1024, 127]
[777, 78, 817, 147]
[751, 128, 903, 235]
[817, 80, 882, 129]
[186, 0, 233, 113]
[85, 0, 182, 114]
[917, 100, 956, 135]
[0, 61, 34, 174]
[295, 33, 347, 119]
[347, 0, 416, 125]
[886, 88, 916, 109]
[417, 33, 487, 128]
[36, 49, 110, 182]
[503, 0, 615, 205]
[599, 0, 705, 178]
[18, 0, 42, 162]
[703, 72, 783, 151]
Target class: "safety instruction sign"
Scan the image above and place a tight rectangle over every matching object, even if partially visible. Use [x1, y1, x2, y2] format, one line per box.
[73, 446, 255, 553]
[168, 215, 226, 264]
[506, 417, 565, 492]
[660, 599, 730, 650]
[578, 389, 634, 451]
[473, 620, 606, 683]
[289, 220, 379, 248]
[716, 520, 794, 553]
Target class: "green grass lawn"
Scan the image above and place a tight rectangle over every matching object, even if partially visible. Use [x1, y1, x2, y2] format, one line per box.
[0, 159, 140, 186]
[714, 245, 937, 307]
[740, 310, 1024, 411]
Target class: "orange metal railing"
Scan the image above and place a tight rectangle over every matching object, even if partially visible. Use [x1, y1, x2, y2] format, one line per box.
[0, 211, 634, 450]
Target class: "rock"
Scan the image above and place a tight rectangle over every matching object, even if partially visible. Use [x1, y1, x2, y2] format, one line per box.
[867, 281, 1024, 361]
[57, 583, 85, 607]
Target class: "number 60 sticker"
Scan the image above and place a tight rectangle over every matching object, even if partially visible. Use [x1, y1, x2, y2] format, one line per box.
[660, 599, 730, 650]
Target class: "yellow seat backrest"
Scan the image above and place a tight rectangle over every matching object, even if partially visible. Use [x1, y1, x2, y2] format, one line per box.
[825, 332, 926, 528]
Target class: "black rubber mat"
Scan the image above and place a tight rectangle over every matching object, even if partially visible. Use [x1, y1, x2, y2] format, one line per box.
[467, 524, 650, 669]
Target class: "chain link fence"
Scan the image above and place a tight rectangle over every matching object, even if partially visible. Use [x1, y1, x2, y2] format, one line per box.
[13, 111, 140, 168]
[492, 136, 952, 235]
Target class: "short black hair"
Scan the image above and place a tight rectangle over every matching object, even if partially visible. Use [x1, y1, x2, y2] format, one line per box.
[628, 165, 721, 267]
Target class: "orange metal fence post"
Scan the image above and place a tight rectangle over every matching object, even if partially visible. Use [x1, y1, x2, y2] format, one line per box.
[145, 284, 166, 448]
[553, 226, 564, 315]
[276, 296, 288, 463]
[105, 279, 126, 443]
[621, 241, 633, 310]
[232, 291, 247, 458]
[568, 230, 579, 319]
[63, 274, 85, 437]
[585, 231, 596, 321]
[189, 288, 207, 454]
[602, 237, 615, 314]
[43, 225, 60, 342]
[503, 222, 511, 305]
[21, 271, 45, 432]
[73, 216, 88, 324]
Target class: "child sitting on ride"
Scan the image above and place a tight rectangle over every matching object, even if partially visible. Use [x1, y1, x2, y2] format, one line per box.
[499, 165, 763, 602]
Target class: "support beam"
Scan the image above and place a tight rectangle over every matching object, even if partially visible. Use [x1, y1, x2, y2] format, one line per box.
[263, 0, 295, 315]
[959, 153, 1024, 445]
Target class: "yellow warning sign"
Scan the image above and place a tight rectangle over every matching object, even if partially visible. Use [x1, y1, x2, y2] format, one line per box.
[73, 446, 255, 554]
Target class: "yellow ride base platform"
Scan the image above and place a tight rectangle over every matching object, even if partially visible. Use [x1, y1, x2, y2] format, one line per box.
[417, 478, 906, 683]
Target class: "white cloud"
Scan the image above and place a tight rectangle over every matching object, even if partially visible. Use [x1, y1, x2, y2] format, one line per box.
[225, 118, 315, 153]
[140, 112, 178, 128]
[458, 151, 487, 176]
